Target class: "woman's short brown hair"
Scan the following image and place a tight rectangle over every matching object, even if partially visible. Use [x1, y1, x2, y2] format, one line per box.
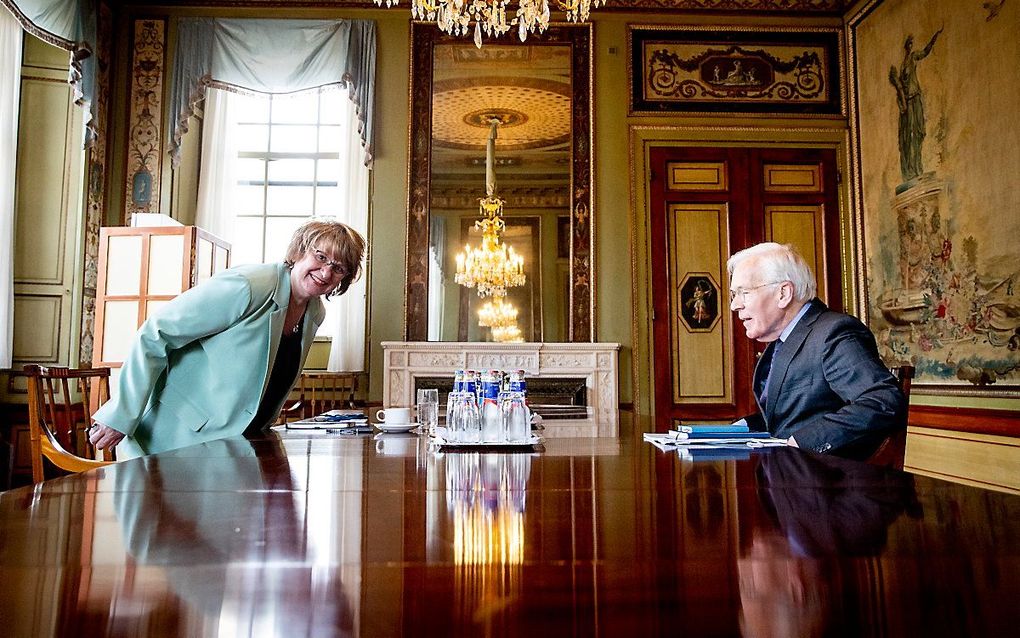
[284, 220, 366, 298]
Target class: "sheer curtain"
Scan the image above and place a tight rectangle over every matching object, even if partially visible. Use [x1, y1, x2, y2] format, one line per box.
[427, 216, 446, 341]
[195, 88, 239, 242]
[0, 8, 22, 368]
[325, 92, 369, 372]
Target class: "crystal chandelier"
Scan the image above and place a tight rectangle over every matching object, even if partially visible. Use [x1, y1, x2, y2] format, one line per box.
[490, 324, 524, 342]
[373, 0, 605, 47]
[478, 295, 523, 342]
[478, 295, 519, 328]
[455, 119, 526, 298]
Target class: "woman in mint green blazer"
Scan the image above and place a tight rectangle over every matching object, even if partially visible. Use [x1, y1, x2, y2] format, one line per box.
[89, 220, 366, 459]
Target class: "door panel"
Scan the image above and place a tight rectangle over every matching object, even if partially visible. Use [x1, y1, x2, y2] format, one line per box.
[650, 146, 841, 431]
[667, 203, 731, 405]
[765, 204, 826, 299]
[3, 39, 86, 400]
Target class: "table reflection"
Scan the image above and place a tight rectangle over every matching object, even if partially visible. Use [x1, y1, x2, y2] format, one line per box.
[430, 451, 533, 621]
[739, 450, 920, 638]
[114, 435, 354, 636]
[3, 432, 1019, 637]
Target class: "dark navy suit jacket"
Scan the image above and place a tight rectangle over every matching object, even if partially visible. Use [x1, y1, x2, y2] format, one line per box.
[745, 299, 907, 457]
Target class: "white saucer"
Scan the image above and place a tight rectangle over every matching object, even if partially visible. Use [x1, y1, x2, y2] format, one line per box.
[374, 423, 418, 433]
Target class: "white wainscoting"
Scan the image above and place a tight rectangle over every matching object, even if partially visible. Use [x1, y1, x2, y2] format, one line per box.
[381, 342, 620, 437]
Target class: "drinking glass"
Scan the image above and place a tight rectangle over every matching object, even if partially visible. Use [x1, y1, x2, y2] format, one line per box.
[450, 392, 480, 443]
[501, 391, 530, 443]
[417, 388, 439, 435]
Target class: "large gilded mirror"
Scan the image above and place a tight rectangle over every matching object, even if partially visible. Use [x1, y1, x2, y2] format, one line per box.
[404, 23, 593, 342]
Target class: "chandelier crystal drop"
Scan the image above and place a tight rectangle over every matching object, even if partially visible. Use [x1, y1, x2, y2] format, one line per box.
[454, 119, 526, 298]
[374, 0, 604, 47]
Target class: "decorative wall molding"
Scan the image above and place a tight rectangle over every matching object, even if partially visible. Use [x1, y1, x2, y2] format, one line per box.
[608, 0, 844, 9]
[908, 405, 1020, 438]
[123, 18, 165, 222]
[118, 0, 845, 12]
[431, 185, 569, 210]
[629, 26, 843, 116]
[381, 341, 620, 436]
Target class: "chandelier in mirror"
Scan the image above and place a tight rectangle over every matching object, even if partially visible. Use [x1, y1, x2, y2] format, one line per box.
[478, 295, 523, 342]
[373, 0, 604, 47]
[454, 119, 526, 298]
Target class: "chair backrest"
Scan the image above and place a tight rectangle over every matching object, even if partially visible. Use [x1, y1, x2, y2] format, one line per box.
[24, 364, 115, 483]
[279, 371, 360, 422]
[866, 365, 915, 470]
[305, 371, 358, 414]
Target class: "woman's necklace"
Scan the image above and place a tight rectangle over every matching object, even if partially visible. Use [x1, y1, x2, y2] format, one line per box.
[288, 304, 306, 335]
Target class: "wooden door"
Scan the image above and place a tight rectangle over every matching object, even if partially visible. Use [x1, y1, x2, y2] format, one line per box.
[5, 38, 86, 398]
[649, 146, 842, 431]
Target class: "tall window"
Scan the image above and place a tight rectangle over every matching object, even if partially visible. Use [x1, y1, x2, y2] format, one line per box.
[230, 90, 353, 267]
[197, 86, 369, 360]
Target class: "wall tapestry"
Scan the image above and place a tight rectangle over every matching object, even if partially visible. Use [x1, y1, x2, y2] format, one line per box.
[629, 26, 842, 115]
[851, 0, 1020, 393]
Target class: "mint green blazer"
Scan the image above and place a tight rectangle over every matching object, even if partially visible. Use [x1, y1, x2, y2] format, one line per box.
[93, 263, 324, 458]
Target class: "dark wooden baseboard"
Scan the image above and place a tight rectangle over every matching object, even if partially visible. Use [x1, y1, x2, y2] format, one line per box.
[908, 404, 1020, 437]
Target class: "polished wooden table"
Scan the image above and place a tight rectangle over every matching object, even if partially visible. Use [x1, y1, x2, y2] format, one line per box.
[1, 430, 1018, 637]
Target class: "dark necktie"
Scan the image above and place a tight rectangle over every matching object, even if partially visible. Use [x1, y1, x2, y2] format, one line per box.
[760, 339, 783, 409]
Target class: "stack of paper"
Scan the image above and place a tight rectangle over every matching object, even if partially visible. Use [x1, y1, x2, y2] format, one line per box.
[643, 423, 787, 451]
[285, 410, 370, 432]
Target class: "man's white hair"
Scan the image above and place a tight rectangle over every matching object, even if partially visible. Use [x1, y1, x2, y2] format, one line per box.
[727, 242, 817, 303]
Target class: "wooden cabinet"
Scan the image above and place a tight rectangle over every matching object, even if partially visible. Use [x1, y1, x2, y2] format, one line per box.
[92, 226, 230, 390]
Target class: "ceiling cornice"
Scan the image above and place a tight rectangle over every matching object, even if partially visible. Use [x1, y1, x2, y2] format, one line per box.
[113, 0, 846, 15]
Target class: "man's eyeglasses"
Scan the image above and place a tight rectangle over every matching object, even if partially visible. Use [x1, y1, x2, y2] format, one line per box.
[728, 281, 783, 303]
[312, 250, 347, 277]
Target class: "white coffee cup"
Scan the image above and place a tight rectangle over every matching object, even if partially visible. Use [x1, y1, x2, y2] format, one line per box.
[376, 407, 413, 424]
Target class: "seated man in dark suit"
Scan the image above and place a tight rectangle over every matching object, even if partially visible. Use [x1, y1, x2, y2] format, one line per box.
[728, 242, 907, 457]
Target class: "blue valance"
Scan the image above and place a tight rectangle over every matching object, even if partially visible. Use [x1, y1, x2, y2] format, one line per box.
[1, 0, 97, 145]
[169, 18, 376, 167]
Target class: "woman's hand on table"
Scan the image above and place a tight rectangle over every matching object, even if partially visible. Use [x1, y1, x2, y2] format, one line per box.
[89, 422, 125, 450]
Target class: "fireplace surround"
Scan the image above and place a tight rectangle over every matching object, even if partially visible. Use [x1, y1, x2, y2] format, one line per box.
[381, 342, 620, 437]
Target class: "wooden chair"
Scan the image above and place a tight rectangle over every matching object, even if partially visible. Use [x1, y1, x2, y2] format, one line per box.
[866, 365, 914, 470]
[24, 364, 114, 483]
[279, 371, 360, 422]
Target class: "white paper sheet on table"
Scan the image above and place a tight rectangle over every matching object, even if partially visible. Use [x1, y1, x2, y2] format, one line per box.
[285, 409, 369, 430]
[643, 432, 788, 449]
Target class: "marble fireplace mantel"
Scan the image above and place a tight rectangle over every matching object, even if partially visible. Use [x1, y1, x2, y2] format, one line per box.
[381, 342, 620, 437]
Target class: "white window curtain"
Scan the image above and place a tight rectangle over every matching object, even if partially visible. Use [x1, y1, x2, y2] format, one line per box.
[427, 216, 445, 341]
[0, 8, 22, 368]
[194, 88, 239, 242]
[325, 92, 369, 372]
[169, 17, 375, 168]
[197, 88, 368, 372]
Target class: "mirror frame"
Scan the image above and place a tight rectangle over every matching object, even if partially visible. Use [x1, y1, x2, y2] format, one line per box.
[404, 22, 594, 342]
